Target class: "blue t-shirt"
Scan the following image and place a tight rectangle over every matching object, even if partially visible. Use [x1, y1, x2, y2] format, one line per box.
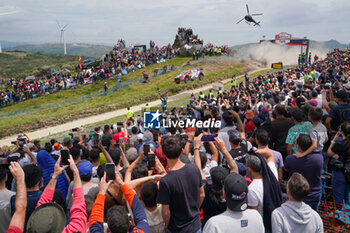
[329, 103, 350, 130]
[285, 152, 323, 199]
[11, 190, 42, 229]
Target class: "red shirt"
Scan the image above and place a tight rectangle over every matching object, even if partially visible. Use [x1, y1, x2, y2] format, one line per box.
[245, 120, 256, 133]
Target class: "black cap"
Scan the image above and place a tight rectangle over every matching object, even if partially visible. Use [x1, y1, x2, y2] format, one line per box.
[295, 97, 305, 106]
[224, 173, 248, 211]
[335, 90, 348, 102]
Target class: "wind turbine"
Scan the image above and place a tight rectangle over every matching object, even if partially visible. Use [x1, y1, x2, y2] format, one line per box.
[57, 21, 68, 55]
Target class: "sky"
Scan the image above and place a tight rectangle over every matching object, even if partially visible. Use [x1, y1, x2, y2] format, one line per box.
[0, 0, 349, 47]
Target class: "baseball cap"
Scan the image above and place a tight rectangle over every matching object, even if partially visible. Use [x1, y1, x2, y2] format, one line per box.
[258, 108, 270, 123]
[343, 83, 350, 90]
[308, 99, 318, 107]
[137, 133, 143, 141]
[62, 137, 72, 147]
[17, 133, 26, 140]
[295, 97, 306, 106]
[224, 173, 248, 211]
[77, 160, 93, 176]
[27, 203, 66, 233]
[53, 142, 61, 151]
[290, 108, 305, 122]
[112, 133, 119, 142]
[143, 130, 153, 145]
[335, 90, 348, 102]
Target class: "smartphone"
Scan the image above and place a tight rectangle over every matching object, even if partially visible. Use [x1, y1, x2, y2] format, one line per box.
[60, 149, 70, 165]
[11, 141, 17, 145]
[72, 128, 78, 132]
[288, 98, 292, 105]
[201, 134, 216, 142]
[105, 163, 116, 182]
[117, 121, 123, 126]
[148, 153, 155, 169]
[144, 144, 150, 156]
[180, 134, 188, 139]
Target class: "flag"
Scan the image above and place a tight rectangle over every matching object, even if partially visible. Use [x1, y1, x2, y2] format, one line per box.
[78, 56, 82, 69]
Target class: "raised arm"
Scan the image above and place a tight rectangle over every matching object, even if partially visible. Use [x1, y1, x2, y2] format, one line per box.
[116, 172, 150, 233]
[37, 156, 68, 207]
[124, 148, 144, 183]
[8, 162, 26, 232]
[214, 138, 238, 174]
[229, 110, 245, 138]
[22, 146, 37, 165]
[208, 141, 219, 164]
[193, 134, 205, 180]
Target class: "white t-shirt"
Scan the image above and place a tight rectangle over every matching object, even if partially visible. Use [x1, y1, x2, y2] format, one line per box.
[268, 161, 279, 181]
[247, 179, 264, 217]
[202, 160, 218, 185]
[203, 209, 264, 233]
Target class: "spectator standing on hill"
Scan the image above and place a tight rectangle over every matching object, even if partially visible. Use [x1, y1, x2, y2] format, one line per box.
[104, 82, 108, 96]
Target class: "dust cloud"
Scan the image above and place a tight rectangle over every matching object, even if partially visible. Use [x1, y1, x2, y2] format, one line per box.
[233, 41, 329, 67]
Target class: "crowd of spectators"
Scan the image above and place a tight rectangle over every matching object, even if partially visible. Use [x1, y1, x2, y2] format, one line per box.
[0, 41, 177, 108]
[0, 48, 349, 233]
[175, 27, 204, 46]
[102, 43, 177, 76]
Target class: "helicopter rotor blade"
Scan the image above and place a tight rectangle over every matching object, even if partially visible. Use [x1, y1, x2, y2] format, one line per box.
[246, 4, 250, 14]
[252, 13, 263, 16]
[236, 18, 245, 24]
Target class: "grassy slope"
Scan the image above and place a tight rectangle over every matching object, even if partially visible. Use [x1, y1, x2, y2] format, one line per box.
[1, 57, 251, 138]
[0, 52, 78, 79]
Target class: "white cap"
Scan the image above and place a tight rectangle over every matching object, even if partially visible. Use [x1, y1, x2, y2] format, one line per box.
[137, 133, 143, 140]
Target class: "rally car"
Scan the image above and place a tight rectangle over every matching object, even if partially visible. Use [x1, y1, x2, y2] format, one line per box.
[174, 68, 204, 84]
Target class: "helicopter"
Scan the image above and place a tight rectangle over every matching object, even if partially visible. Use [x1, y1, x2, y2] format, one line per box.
[236, 4, 263, 27]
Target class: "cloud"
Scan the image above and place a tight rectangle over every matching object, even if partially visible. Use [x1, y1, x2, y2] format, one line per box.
[0, 0, 349, 46]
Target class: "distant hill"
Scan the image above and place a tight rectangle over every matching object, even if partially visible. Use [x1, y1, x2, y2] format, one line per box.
[0, 41, 27, 49]
[230, 39, 350, 52]
[4, 43, 112, 57]
[0, 52, 78, 79]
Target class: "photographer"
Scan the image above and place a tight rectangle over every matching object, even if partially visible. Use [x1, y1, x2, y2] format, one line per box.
[5, 134, 37, 167]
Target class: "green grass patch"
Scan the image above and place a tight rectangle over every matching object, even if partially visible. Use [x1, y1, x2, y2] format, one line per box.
[0, 52, 78, 79]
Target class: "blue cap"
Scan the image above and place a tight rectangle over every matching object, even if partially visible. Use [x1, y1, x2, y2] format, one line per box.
[78, 160, 93, 176]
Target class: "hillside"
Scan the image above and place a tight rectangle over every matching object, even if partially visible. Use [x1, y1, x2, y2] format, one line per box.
[4, 43, 112, 57]
[0, 57, 256, 138]
[0, 52, 78, 79]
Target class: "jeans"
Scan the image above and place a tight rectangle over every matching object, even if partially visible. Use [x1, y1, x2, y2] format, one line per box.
[304, 194, 321, 211]
[332, 170, 350, 209]
[322, 151, 329, 173]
